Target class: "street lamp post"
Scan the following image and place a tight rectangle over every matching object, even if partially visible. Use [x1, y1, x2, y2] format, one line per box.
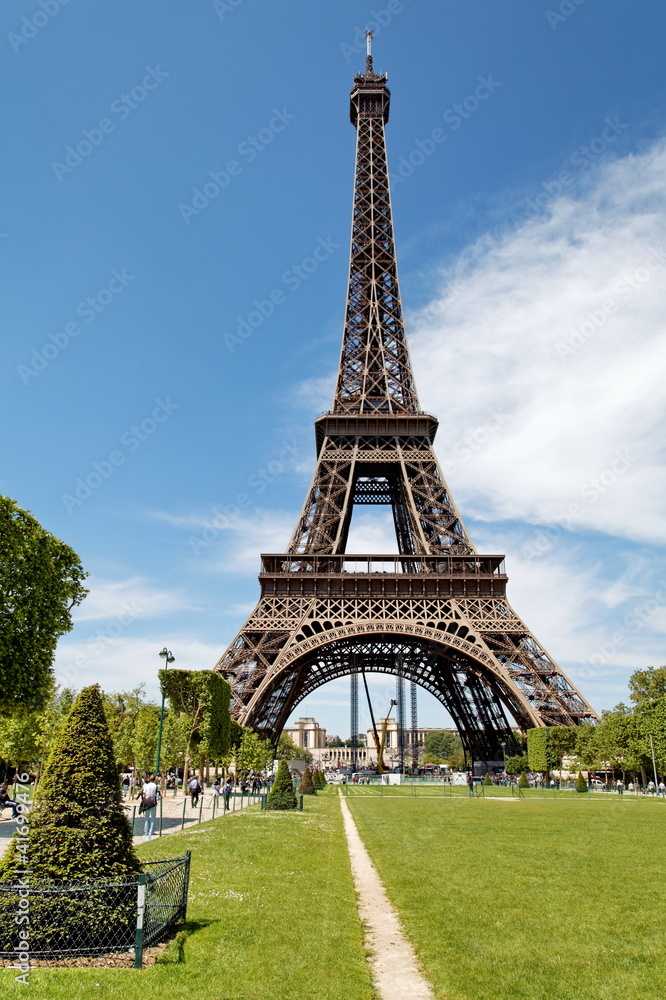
[155, 647, 175, 781]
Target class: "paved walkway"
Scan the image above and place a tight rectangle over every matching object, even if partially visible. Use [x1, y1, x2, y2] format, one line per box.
[339, 793, 435, 1000]
[0, 790, 261, 856]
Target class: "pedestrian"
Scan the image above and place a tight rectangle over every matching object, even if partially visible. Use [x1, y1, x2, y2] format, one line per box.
[467, 772, 474, 798]
[648, 780, 655, 795]
[223, 777, 233, 810]
[140, 775, 159, 841]
[212, 777, 221, 798]
[0, 784, 20, 820]
[616, 779, 624, 797]
[659, 781, 666, 798]
[189, 775, 202, 808]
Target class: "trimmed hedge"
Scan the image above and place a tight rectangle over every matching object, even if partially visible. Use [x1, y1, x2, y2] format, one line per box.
[267, 760, 297, 810]
[527, 726, 577, 772]
[298, 765, 315, 795]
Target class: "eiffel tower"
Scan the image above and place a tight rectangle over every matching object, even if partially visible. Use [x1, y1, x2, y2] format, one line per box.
[214, 35, 598, 762]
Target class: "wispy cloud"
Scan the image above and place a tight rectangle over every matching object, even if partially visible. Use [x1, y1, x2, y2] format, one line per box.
[73, 575, 195, 622]
[407, 137, 666, 545]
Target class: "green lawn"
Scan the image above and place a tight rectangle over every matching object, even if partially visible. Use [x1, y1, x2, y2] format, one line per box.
[1, 795, 377, 1000]
[347, 794, 666, 1000]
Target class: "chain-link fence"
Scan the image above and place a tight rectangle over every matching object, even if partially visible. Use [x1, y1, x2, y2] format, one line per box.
[0, 852, 190, 967]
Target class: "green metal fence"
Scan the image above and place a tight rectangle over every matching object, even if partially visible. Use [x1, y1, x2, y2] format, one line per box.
[0, 852, 190, 968]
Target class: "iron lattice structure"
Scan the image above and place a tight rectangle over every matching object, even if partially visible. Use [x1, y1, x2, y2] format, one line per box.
[214, 41, 598, 763]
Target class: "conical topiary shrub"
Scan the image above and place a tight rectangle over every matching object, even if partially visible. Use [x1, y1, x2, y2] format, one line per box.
[267, 759, 297, 810]
[484, 772, 492, 786]
[518, 771, 529, 788]
[576, 771, 588, 793]
[312, 768, 326, 790]
[0, 685, 141, 954]
[298, 765, 315, 795]
[0, 684, 140, 884]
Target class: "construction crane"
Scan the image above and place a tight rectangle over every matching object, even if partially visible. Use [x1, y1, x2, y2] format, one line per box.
[377, 700, 398, 775]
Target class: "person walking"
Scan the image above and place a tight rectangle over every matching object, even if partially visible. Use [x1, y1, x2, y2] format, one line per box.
[223, 777, 233, 810]
[189, 775, 202, 809]
[616, 779, 624, 797]
[467, 772, 474, 798]
[140, 775, 159, 841]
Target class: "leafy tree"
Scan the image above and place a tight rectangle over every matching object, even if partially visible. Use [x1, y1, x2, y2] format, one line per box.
[0, 685, 140, 884]
[132, 705, 161, 774]
[160, 669, 231, 785]
[422, 752, 445, 765]
[518, 771, 529, 788]
[483, 772, 492, 785]
[527, 727, 577, 773]
[267, 759, 297, 810]
[629, 666, 666, 707]
[276, 732, 313, 764]
[230, 727, 274, 774]
[573, 724, 600, 775]
[504, 754, 528, 777]
[575, 771, 588, 793]
[424, 731, 458, 760]
[298, 765, 315, 795]
[0, 497, 88, 711]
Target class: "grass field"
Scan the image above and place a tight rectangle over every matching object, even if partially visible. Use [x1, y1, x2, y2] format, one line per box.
[347, 793, 666, 1000]
[1, 796, 376, 1000]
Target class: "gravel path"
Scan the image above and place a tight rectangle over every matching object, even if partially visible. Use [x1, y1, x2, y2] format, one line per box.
[339, 794, 435, 1000]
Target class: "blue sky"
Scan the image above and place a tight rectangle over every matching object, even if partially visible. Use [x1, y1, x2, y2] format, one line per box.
[2, 1, 665, 739]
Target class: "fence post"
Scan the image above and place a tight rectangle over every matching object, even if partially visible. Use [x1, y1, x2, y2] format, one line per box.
[159, 797, 163, 837]
[198, 798, 204, 825]
[131, 805, 137, 837]
[133, 873, 147, 970]
[181, 798, 187, 830]
[299, 795, 303, 811]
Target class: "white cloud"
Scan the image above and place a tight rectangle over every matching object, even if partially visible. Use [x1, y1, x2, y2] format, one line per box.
[73, 575, 194, 622]
[408, 138, 666, 545]
[53, 634, 223, 701]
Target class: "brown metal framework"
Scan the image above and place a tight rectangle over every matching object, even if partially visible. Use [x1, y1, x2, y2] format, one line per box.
[213, 40, 598, 762]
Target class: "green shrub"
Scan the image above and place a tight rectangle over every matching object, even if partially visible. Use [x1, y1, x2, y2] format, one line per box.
[298, 765, 315, 795]
[576, 771, 588, 793]
[518, 771, 529, 788]
[312, 768, 325, 789]
[484, 772, 492, 786]
[0, 685, 141, 953]
[267, 760, 297, 810]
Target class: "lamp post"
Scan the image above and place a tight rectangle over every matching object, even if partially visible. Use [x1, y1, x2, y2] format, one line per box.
[155, 647, 175, 781]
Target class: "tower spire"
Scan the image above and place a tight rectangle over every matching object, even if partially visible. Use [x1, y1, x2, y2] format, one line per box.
[365, 29, 374, 76]
[335, 44, 418, 415]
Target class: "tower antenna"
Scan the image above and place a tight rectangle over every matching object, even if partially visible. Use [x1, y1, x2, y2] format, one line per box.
[365, 29, 374, 75]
